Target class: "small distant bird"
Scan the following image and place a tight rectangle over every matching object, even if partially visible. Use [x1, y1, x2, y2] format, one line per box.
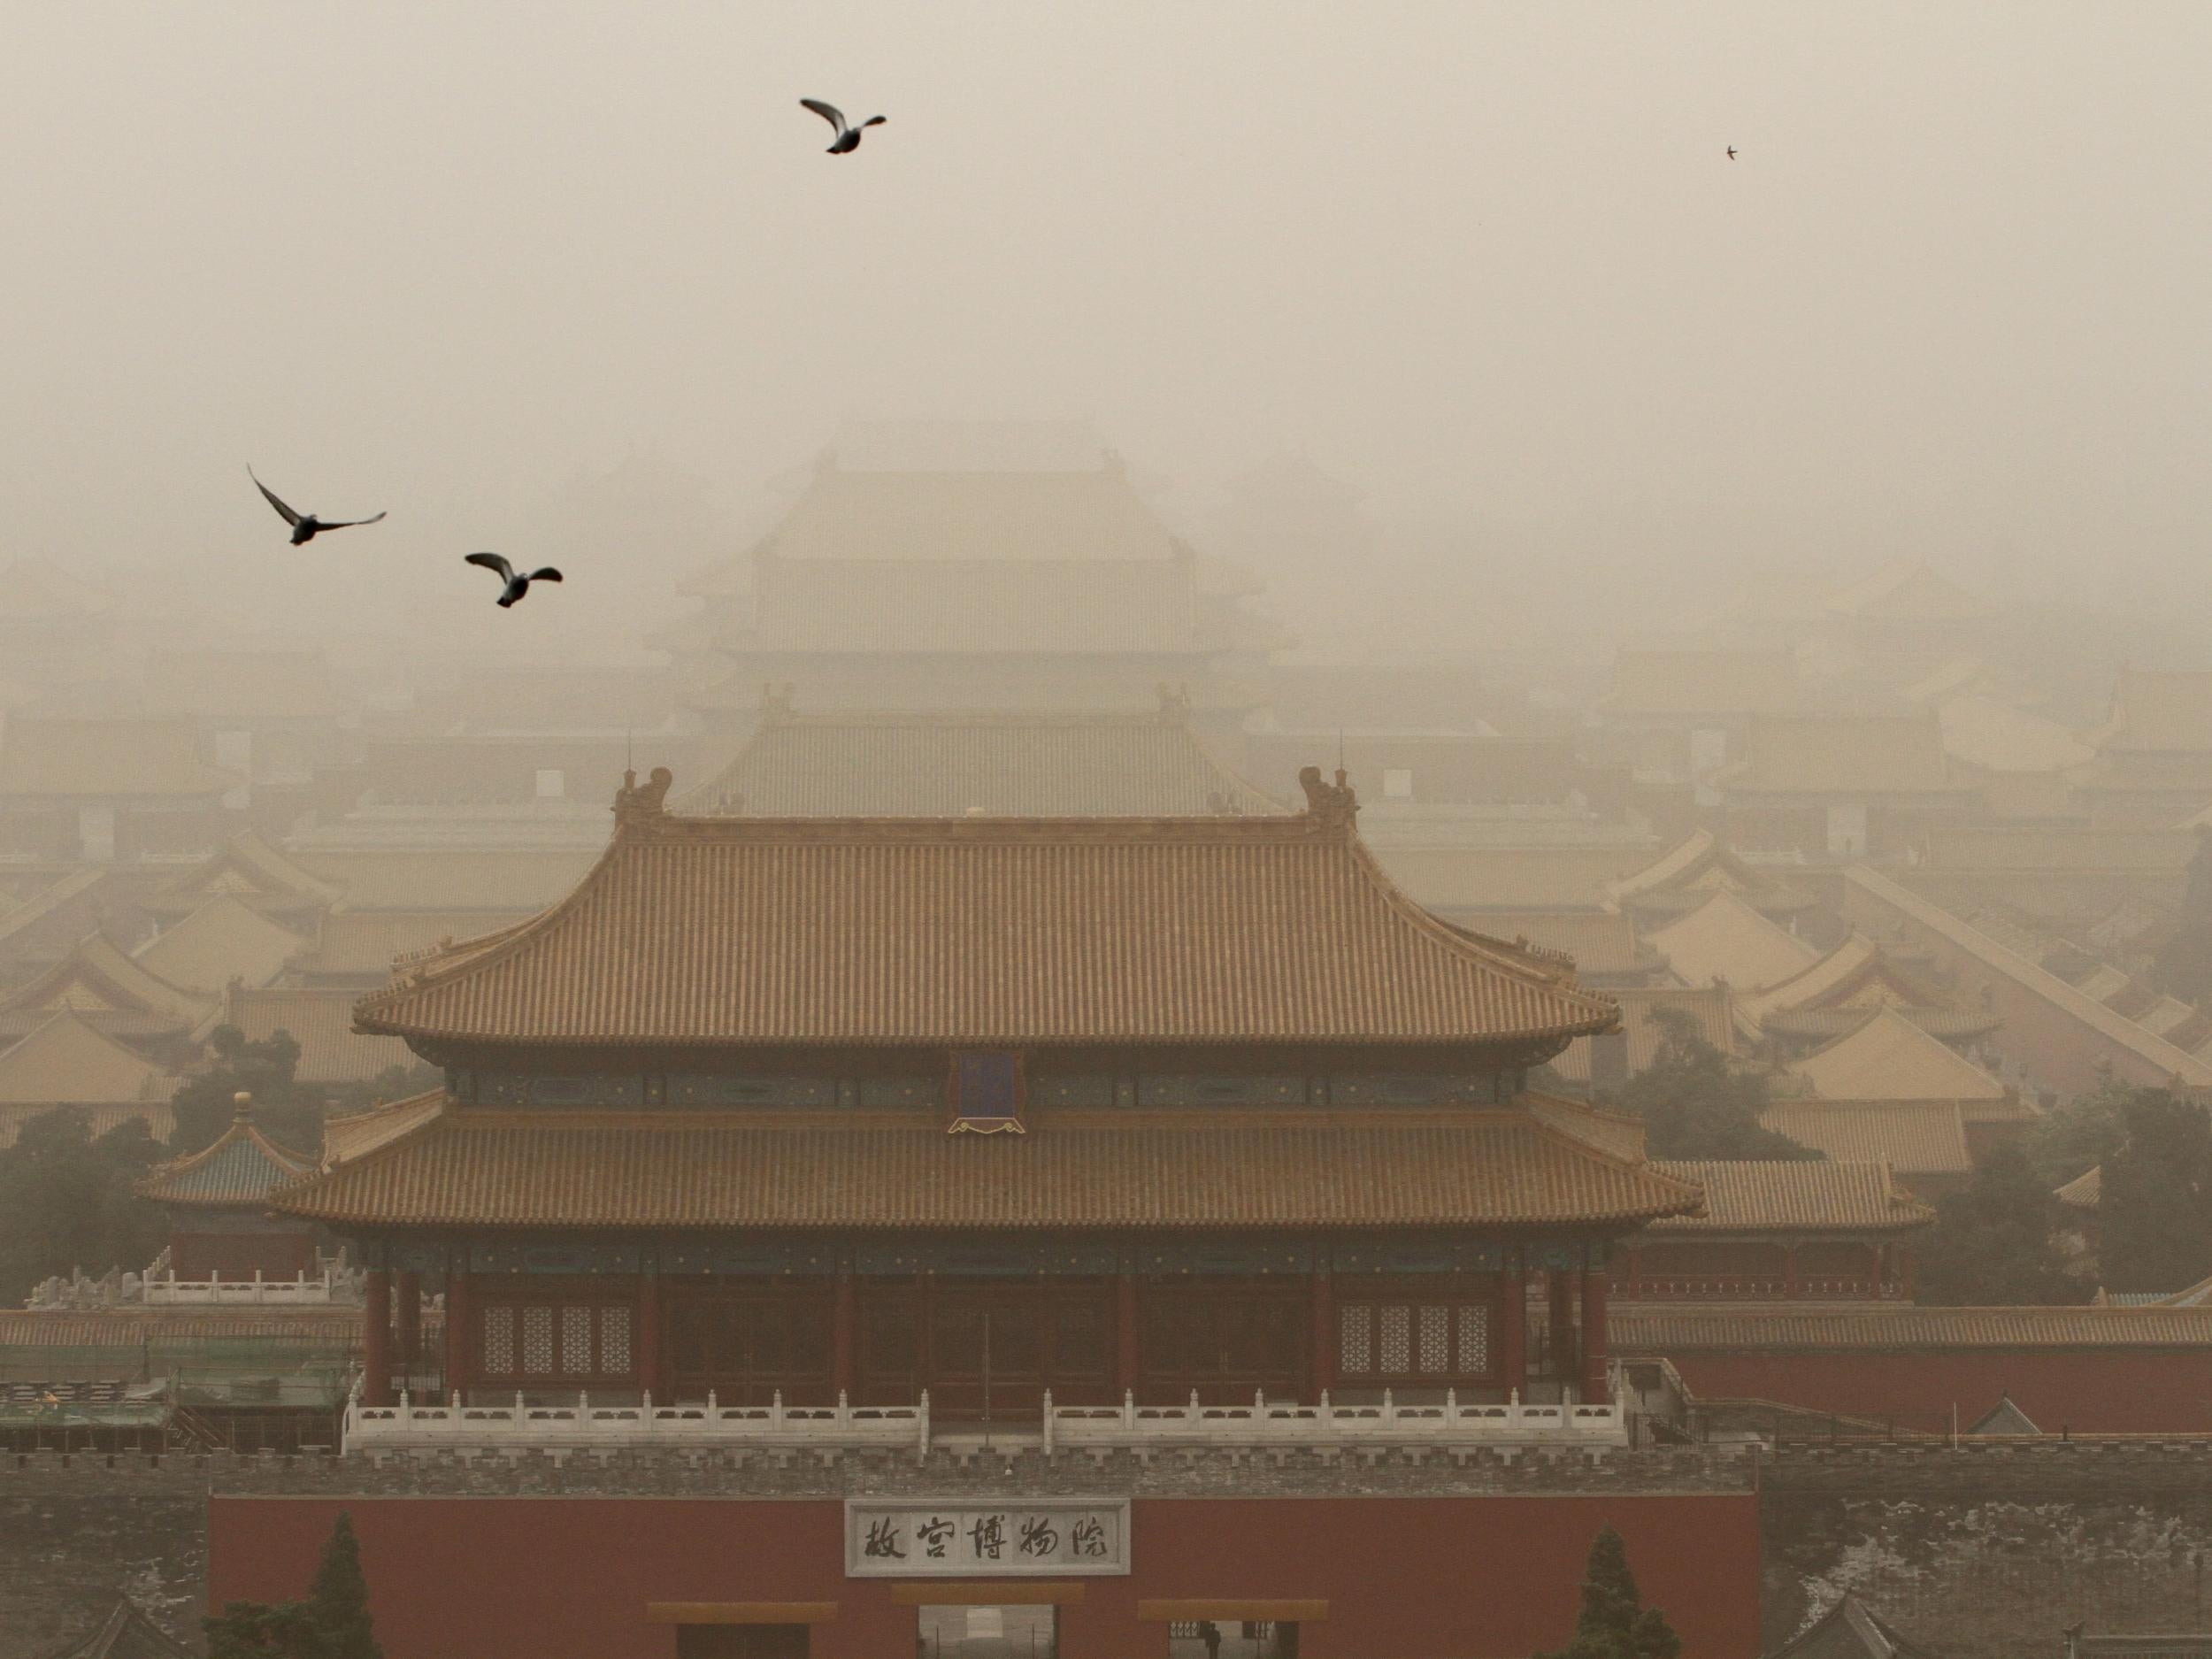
[1726, 146, 1738, 160]
[465, 551, 563, 608]
[801, 98, 887, 154]
[248, 466, 387, 545]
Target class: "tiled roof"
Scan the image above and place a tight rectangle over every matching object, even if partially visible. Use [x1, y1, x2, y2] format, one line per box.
[220, 986, 418, 1084]
[1607, 831, 1818, 917]
[1601, 649, 1798, 717]
[269, 1100, 1704, 1230]
[1742, 935, 1996, 1042]
[1611, 1304, 2212, 1350]
[1790, 1009, 2008, 1102]
[135, 1107, 313, 1207]
[2055, 1164, 2101, 1209]
[143, 832, 343, 917]
[1522, 1091, 1647, 1161]
[1712, 713, 1962, 796]
[42, 1600, 196, 1659]
[1926, 826, 2195, 873]
[321, 1089, 446, 1167]
[749, 555, 1209, 655]
[0, 1102, 173, 1151]
[2096, 670, 2212, 754]
[0, 933, 210, 1036]
[754, 458, 1184, 564]
[1765, 1593, 1939, 1659]
[1846, 867, 2212, 1087]
[0, 1307, 360, 1348]
[0, 1010, 174, 1106]
[131, 896, 305, 995]
[1825, 562, 1993, 623]
[0, 716, 234, 798]
[1936, 695, 2093, 773]
[1757, 1100, 1974, 1178]
[355, 785, 1621, 1049]
[141, 649, 337, 722]
[1548, 986, 1738, 1084]
[1647, 1160, 1934, 1234]
[677, 706, 1284, 818]
[1450, 910, 1646, 977]
[0, 869, 110, 956]
[2098, 1273, 2212, 1309]
[1965, 1393, 2042, 1434]
[290, 847, 599, 911]
[1649, 890, 1820, 994]
[307, 909, 533, 978]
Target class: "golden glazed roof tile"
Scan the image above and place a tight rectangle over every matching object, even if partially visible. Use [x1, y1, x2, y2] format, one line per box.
[1647, 1159, 1933, 1234]
[1757, 1100, 1975, 1177]
[219, 986, 419, 1085]
[1610, 1303, 2212, 1350]
[270, 1098, 1702, 1231]
[1647, 890, 1820, 994]
[355, 781, 1620, 1049]
[1789, 1008, 2008, 1102]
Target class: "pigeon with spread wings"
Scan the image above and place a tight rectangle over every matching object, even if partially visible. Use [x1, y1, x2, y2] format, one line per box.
[465, 552, 564, 609]
[801, 97, 886, 154]
[248, 467, 387, 546]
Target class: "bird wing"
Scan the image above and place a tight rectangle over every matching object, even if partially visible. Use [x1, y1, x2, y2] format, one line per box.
[248, 467, 301, 526]
[528, 568, 564, 584]
[800, 98, 848, 134]
[465, 551, 516, 581]
[320, 511, 388, 530]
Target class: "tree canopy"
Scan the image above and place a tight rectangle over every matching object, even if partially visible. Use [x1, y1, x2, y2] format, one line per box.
[2098, 1090, 2212, 1294]
[1606, 1007, 1819, 1162]
[169, 1025, 435, 1158]
[1535, 1524, 1682, 1659]
[1915, 1140, 2077, 1305]
[0, 1108, 167, 1304]
[206, 1512, 382, 1659]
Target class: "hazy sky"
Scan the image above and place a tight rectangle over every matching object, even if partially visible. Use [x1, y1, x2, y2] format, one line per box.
[2, 4, 2208, 655]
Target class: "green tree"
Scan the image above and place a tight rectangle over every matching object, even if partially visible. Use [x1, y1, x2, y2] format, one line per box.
[2151, 829, 2212, 1003]
[1609, 1007, 1819, 1162]
[1536, 1524, 1682, 1659]
[203, 1513, 381, 1659]
[168, 1027, 321, 1156]
[0, 1109, 167, 1303]
[2029, 1070, 2132, 1190]
[1916, 1141, 2077, 1305]
[2100, 1091, 2212, 1294]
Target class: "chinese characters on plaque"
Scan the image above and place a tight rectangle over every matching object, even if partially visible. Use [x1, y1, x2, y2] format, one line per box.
[846, 1499, 1131, 1577]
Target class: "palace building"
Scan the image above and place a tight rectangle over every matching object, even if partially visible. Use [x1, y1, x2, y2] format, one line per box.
[273, 765, 1695, 1425]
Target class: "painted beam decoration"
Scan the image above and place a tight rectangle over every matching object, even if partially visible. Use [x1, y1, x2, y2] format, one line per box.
[845, 1498, 1131, 1577]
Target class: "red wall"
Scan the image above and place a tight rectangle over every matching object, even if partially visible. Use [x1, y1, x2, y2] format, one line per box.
[208, 1492, 1761, 1659]
[1668, 1348, 2212, 1435]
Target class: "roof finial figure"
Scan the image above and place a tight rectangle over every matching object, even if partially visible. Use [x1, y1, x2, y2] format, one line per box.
[233, 1090, 252, 1123]
[1297, 765, 1359, 836]
[614, 766, 676, 830]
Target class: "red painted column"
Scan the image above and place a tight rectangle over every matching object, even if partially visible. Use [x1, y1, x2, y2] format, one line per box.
[394, 1271, 423, 1371]
[1114, 1271, 1140, 1400]
[832, 1270, 856, 1401]
[444, 1266, 469, 1405]
[636, 1268, 663, 1401]
[362, 1268, 393, 1408]
[1497, 1257, 1527, 1399]
[1309, 1266, 1334, 1402]
[1580, 1260, 1610, 1404]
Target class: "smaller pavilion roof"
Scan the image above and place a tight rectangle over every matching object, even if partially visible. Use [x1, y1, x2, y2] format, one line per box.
[1790, 1009, 2008, 1102]
[135, 1096, 313, 1208]
[1649, 890, 1821, 994]
[2096, 1273, 2212, 1309]
[1740, 935, 1998, 1043]
[1763, 1593, 1940, 1659]
[1647, 1160, 1933, 1235]
[2055, 1164, 2101, 1209]
[1963, 1392, 2041, 1435]
[0, 716, 234, 799]
[40, 1599, 196, 1659]
[1757, 1100, 1975, 1179]
[1607, 830, 1819, 918]
[131, 896, 306, 995]
[0, 1010, 175, 1106]
[1712, 713, 1963, 797]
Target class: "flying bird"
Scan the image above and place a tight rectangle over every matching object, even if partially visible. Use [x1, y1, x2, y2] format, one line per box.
[248, 467, 387, 545]
[801, 98, 886, 154]
[1726, 146, 1738, 160]
[465, 551, 563, 608]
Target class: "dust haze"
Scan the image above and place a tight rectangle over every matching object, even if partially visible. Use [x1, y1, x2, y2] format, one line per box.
[4, 3, 2208, 672]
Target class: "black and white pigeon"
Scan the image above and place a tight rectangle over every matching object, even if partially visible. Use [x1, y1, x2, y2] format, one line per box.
[801, 98, 886, 155]
[248, 467, 387, 546]
[465, 552, 563, 609]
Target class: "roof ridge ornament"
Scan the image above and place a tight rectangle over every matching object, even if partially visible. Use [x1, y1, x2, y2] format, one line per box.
[760, 681, 796, 723]
[1156, 682, 1192, 723]
[1296, 764, 1358, 836]
[613, 766, 675, 832]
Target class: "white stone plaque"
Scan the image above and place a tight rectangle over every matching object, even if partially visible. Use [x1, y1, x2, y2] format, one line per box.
[844, 1498, 1132, 1578]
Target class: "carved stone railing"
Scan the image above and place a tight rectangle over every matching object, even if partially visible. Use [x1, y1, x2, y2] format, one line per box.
[144, 1269, 347, 1307]
[345, 1388, 933, 1455]
[1043, 1385, 1628, 1451]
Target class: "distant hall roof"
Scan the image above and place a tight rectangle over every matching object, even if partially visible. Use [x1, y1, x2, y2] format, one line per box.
[355, 772, 1619, 1050]
[1758, 1099, 1976, 1178]
[1648, 890, 1820, 994]
[1713, 713, 1961, 796]
[0, 1010, 174, 1106]
[677, 703, 1284, 818]
[1647, 1159, 1933, 1234]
